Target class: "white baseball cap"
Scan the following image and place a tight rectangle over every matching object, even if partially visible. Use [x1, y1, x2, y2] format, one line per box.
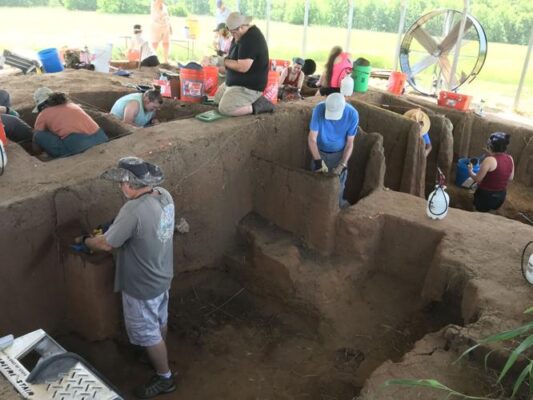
[325, 93, 346, 120]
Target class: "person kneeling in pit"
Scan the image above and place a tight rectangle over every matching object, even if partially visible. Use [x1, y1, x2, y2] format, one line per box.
[111, 88, 163, 127]
[404, 108, 432, 157]
[78, 157, 176, 399]
[214, 12, 274, 116]
[308, 93, 359, 209]
[468, 132, 514, 213]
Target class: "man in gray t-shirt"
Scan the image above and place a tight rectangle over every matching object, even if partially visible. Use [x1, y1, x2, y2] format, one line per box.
[80, 157, 176, 399]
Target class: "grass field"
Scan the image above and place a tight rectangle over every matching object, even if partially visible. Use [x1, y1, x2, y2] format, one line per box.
[0, 7, 531, 114]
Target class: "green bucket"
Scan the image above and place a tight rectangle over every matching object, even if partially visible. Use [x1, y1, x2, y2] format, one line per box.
[352, 64, 371, 93]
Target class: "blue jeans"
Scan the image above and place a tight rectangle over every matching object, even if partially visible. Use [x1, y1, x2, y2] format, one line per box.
[34, 128, 108, 158]
[311, 150, 348, 208]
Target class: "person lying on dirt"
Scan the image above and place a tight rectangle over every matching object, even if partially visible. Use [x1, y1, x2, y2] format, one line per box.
[32, 87, 108, 158]
[0, 89, 20, 117]
[214, 12, 274, 116]
[278, 57, 305, 101]
[404, 108, 432, 157]
[77, 156, 176, 399]
[468, 132, 514, 213]
[110, 88, 163, 127]
[308, 93, 359, 209]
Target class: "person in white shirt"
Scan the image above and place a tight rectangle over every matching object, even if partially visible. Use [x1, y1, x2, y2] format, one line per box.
[215, 0, 231, 26]
[129, 25, 160, 67]
[150, 0, 172, 63]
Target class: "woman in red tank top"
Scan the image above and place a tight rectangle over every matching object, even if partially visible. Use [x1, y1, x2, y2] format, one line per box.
[468, 132, 514, 212]
[278, 57, 305, 101]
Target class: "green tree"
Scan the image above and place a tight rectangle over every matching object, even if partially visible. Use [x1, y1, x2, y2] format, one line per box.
[96, 0, 149, 14]
[64, 0, 96, 10]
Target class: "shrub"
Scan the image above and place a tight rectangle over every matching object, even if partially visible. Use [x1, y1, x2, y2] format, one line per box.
[168, 3, 188, 17]
[63, 0, 96, 10]
[1, 0, 48, 6]
[96, 0, 149, 14]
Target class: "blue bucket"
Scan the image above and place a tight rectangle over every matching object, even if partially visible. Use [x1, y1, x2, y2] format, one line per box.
[455, 157, 480, 188]
[38, 48, 64, 73]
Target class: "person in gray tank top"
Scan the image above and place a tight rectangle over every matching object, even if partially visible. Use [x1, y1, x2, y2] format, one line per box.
[79, 156, 176, 398]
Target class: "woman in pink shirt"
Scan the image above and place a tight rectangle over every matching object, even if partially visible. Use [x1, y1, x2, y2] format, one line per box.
[33, 87, 108, 158]
[468, 132, 514, 212]
[316, 46, 352, 96]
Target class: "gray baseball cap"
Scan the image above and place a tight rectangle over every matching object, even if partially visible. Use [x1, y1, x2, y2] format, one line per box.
[101, 156, 164, 186]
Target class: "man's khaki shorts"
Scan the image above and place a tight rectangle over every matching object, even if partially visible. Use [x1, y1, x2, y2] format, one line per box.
[214, 83, 262, 116]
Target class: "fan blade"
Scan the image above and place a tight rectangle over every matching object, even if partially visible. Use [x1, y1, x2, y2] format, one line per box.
[439, 19, 474, 54]
[439, 56, 458, 88]
[412, 26, 439, 54]
[410, 55, 438, 76]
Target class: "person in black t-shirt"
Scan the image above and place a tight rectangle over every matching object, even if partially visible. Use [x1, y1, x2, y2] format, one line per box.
[214, 12, 274, 116]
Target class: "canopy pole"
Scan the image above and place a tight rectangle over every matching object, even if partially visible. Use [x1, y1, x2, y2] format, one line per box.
[265, 0, 271, 43]
[513, 28, 533, 111]
[393, 0, 409, 71]
[302, 0, 310, 57]
[346, 0, 354, 53]
[448, 0, 470, 90]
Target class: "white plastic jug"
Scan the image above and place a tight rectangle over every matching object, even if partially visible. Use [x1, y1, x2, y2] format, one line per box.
[0, 141, 7, 175]
[427, 185, 449, 220]
[91, 43, 113, 73]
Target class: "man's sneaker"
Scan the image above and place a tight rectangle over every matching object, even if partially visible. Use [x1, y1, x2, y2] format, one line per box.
[133, 374, 176, 399]
[252, 96, 275, 114]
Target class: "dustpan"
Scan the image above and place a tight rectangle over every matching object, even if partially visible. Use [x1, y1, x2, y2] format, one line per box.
[195, 110, 226, 122]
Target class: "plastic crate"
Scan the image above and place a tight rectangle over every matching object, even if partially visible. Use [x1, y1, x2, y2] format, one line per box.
[438, 91, 472, 111]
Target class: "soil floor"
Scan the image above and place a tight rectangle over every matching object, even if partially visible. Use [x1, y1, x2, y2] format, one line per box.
[43, 267, 458, 400]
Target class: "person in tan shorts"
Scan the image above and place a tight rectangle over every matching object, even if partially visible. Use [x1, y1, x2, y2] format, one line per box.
[150, 0, 172, 63]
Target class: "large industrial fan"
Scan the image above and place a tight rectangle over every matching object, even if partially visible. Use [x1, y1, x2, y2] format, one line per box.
[399, 9, 488, 95]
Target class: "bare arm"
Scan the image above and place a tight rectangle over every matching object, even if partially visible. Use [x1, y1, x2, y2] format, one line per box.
[308, 130, 321, 160]
[279, 68, 288, 86]
[297, 72, 305, 90]
[468, 156, 496, 183]
[224, 58, 253, 73]
[123, 100, 141, 127]
[425, 143, 432, 157]
[509, 157, 515, 181]
[340, 135, 355, 166]
[84, 235, 113, 252]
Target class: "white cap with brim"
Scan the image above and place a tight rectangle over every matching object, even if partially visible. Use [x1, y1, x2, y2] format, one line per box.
[32, 87, 53, 113]
[325, 93, 346, 121]
[226, 12, 252, 30]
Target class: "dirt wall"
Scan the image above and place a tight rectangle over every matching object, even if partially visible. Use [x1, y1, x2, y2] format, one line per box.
[359, 89, 533, 187]
[350, 99, 426, 196]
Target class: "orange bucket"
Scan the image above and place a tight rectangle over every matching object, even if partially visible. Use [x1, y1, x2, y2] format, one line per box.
[0, 119, 7, 147]
[203, 66, 219, 97]
[269, 59, 289, 73]
[262, 70, 279, 104]
[180, 68, 205, 103]
[127, 49, 140, 62]
[387, 71, 407, 95]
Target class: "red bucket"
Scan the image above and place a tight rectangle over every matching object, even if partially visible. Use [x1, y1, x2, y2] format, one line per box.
[203, 66, 219, 97]
[387, 71, 407, 95]
[269, 59, 289, 73]
[180, 68, 205, 103]
[262, 70, 279, 104]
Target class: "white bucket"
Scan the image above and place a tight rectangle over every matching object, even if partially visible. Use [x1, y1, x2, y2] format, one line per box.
[91, 43, 113, 73]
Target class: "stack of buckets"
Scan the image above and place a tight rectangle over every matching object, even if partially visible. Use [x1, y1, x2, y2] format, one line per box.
[352, 58, 371, 93]
[38, 48, 64, 73]
[180, 66, 219, 102]
[263, 69, 279, 104]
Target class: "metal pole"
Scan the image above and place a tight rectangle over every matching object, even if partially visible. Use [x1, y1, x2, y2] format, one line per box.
[346, 0, 354, 53]
[393, 0, 408, 71]
[448, 0, 470, 90]
[266, 0, 271, 43]
[302, 0, 310, 57]
[514, 28, 533, 111]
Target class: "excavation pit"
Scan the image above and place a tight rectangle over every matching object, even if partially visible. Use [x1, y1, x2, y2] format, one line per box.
[52, 256, 461, 400]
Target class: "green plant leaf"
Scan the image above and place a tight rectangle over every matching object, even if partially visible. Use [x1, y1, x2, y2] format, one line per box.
[523, 307, 533, 314]
[484, 349, 497, 370]
[384, 379, 452, 391]
[498, 335, 533, 382]
[511, 363, 532, 399]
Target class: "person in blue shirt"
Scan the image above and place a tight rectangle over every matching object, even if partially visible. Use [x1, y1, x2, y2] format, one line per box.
[404, 108, 432, 157]
[308, 92, 359, 208]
